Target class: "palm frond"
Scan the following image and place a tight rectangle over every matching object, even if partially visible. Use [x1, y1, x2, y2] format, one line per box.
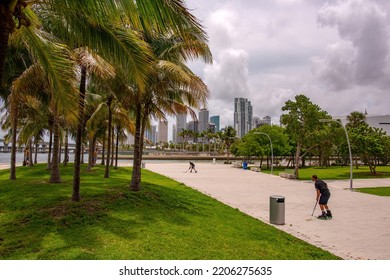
[74, 48, 115, 79]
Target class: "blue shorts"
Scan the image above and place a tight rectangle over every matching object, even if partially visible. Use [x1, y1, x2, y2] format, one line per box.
[319, 193, 330, 205]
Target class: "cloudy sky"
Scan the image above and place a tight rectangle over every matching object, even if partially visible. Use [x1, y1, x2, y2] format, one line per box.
[184, 0, 390, 128]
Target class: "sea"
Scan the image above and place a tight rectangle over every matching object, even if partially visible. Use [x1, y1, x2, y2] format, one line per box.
[0, 152, 224, 168]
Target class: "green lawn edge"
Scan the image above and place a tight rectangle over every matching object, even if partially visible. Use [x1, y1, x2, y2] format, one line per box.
[354, 187, 390, 196]
[259, 165, 390, 180]
[0, 164, 340, 260]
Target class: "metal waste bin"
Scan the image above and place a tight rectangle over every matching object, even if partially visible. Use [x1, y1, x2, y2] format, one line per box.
[269, 195, 285, 225]
[141, 162, 145, 168]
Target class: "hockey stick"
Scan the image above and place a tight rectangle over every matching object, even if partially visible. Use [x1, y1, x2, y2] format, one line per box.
[306, 201, 318, 221]
[311, 201, 318, 216]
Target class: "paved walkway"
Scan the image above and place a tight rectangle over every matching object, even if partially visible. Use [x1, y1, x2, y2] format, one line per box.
[146, 162, 390, 260]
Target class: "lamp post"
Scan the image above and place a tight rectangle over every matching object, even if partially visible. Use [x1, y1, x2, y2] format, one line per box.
[320, 119, 353, 189]
[254, 132, 273, 174]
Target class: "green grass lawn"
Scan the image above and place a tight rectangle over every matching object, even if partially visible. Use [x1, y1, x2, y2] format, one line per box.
[354, 187, 390, 196]
[0, 164, 340, 260]
[261, 165, 390, 180]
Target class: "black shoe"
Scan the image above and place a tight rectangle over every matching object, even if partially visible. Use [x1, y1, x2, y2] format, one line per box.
[317, 212, 327, 219]
[326, 210, 333, 218]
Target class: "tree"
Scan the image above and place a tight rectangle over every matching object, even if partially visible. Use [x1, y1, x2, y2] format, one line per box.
[253, 125, 291, 169]
[3, 63, 52, 180]
[1, 0, 208, 86]
[129, 29, 212, 192]
[219, 126, 237, 164]
[345, 112, 387, 174]
[280, 94, 330, 178]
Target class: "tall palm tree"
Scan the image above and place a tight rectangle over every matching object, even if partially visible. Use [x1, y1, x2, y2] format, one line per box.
[85, 77, 135, 176]
[4, 63, 50, 179]
[71, 49, 115, 201]
[129, 29, 212, 191]
[1, 0, 208, 86]
[220, 126, 237, 164]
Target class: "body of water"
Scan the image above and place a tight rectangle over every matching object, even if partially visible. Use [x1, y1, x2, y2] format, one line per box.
[0, 152, 225, 168]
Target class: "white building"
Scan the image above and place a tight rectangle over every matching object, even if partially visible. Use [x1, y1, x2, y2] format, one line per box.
[198, 108, 209, 133]
[234, 98, 253, 138]
[333, 114, 390, 135]
[157, 121, 168, 143]
[175, 114, 187, 143]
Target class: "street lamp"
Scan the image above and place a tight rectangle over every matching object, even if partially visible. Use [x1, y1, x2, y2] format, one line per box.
[254, 132, 273, 174]
[320, 119, 353, 189]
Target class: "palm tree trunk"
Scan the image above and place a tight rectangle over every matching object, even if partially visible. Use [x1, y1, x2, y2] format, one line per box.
[130, 105, 142, 191]
[0, 4, 14, 84]
[81, 144, 84, 164]
[58, 141, 62, 164]
[50, 116, 62, 183]
[110, 127, 114, 166]
[9, 101, 18, 180]
[115, 126, 119, 169]
[34, 138, 38, 164]
[101, 136, 105, 165]
[87, 134, 94, 171]
[28, 138, 33, 167]
[72, 66, 87, 202]
[139, 115, 147, 163]
[63, 130, 69, 166]
[47, 125, 53, 170]
[104, 99, 112, 178]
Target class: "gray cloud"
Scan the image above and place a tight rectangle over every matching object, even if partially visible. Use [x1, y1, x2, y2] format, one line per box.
[184, 0, 390, 131]
[316, 0, 390, 89]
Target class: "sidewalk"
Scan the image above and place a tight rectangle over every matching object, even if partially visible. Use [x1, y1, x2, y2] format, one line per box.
[146, 162, 390, 260]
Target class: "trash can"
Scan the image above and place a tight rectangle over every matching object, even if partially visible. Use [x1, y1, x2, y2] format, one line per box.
[242, 161, 248, 170]
[141, 162, 145, 168]
[269, 195, 285, 225]
[213, 158, 216, 164]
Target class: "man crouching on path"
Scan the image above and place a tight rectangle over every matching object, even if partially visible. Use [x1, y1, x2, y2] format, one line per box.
[312, 175, 333, 219]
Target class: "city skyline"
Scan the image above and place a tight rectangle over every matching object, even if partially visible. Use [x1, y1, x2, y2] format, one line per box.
[185, 0, 390, 129]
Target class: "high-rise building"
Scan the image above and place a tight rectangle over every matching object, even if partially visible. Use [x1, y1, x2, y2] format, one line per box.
[209, 123, 216, 133]
[254, 116, 272, 128]
[176, 114, 187, 143]
[145, 125, 157, 144]
[253, 116, 261, 128]
[157, 121, 168, 143]
[210, 115, 220, 132]
[234, 98, 253, 138]
[187, 121, 199, 142]
[198, 108, 209, 133]
[172, 124, 177, 143]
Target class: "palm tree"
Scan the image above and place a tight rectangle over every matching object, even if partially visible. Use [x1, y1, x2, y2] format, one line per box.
[1, 0, 208, 86]
[4, 63, 51, 179]
[220, 126, 237, 164]
[71, 49, 115, 200]
[129, 29, 212, 191]
[85, 75, 135, 175]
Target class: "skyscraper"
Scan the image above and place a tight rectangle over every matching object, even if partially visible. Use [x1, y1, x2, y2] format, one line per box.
[253, 116, 272, 128]
[234, 98, 253, 138]
[187, 121, 199, 142]
[176, 113, 187, 143]
[198, 108, 209, 133]
[172, 124, 177, 143]
[157, 121, 168, 143]
[210, 115, 220, 132]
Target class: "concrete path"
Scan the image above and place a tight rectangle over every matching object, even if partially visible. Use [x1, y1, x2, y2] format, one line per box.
[146, 162, 390, 260]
